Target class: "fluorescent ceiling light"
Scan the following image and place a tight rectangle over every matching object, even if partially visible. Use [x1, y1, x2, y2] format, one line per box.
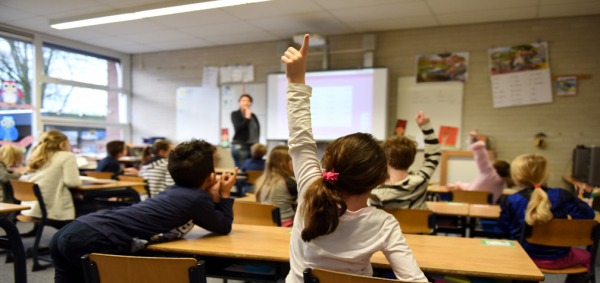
[51, 0, 270, 30]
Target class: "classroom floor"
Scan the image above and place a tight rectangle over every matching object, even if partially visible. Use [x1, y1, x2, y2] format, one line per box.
[0, 222, 589, 283]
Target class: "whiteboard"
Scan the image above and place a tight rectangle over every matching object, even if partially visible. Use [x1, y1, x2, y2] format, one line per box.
[176, 86, 220, 145]
[396, 77, 464, 149]
[446, 156, 479, 185]
[220, 84, 266, 144]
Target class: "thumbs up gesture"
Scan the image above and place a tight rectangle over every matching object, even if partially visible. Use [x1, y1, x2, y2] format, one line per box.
[281, 34, 309, 84]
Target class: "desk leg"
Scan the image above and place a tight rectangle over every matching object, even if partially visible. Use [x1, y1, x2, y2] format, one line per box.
[0, 217, 27, 283]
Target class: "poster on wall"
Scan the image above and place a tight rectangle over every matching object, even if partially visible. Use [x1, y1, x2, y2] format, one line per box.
[488, 42, 553, 108]
[0, 80, 34, 109]
[556, 76, 577, 96]
[416, 52, 468, 83]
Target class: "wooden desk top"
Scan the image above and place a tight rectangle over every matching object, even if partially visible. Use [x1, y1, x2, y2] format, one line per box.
[75, 181, 147, 191]
[468, 205, 501, 219]
[426, 202, 469, 216]
[216, 168, 236, 174]
[0, 203, 30, 213]
[236, 193, 257, 203]
[146, 224, 543, 281]
[427, 186, 517, 196]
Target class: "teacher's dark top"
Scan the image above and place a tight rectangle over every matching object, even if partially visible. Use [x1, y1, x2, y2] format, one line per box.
[231, 110, 260, 144]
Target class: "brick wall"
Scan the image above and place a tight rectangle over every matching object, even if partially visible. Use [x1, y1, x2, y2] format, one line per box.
[132, 15, 600, 188]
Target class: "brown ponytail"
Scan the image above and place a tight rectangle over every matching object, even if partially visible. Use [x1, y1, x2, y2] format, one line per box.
[300, 133, 387, 242]
[511, 154, 552, 225]
[142, 140, 172, 164]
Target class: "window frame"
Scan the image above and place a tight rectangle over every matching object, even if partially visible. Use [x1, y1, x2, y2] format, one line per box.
[0, 24, 132, 143]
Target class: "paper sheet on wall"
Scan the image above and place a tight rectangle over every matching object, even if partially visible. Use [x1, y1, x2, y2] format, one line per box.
[220, 66, 232, 83]
[243, 65, 254, 82]
[202, 66, 219, 87]
[231, 66, 243, 82]
[489, 42, 553, 108]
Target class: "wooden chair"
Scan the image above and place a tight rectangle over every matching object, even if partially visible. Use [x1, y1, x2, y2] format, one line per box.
[9, 180, 53, 271]
[303, 268, 423, 282]
[81, 254, 206, 283]
[118, 175, 149, 196]
[85, 171, 114, 180]
[520, 219, 599, 282]
[382, 208, 436, 234]
[245, 170, 264, 185]
[448, 190, 492, 205]
[233, 202, 281, 226]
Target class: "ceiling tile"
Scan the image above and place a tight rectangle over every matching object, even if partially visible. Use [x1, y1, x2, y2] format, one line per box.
[96, 0, 177, 9]
[46, 27, 109, 41]
[84, 36, 137, 48]
[248, 11, 347, 31]
[437, 6, 538, 25]
[427, 0, 538, 14]
[313, 0, 419, 10]
[120, 29, 196, 43]
[539, 2, 600, 18]
[149, 38, 213, 51]
[347, 15, 438, 32]
[0, 5, 36, 23]
[222, 0, 323, 20]
[46, 4, 116, 19]
[113, 44, 159, 54]
[6, 16, 55, 33]
[146, 9, 240, 28]
[207, 31, 278, 46]
[86, 19, 169, 36]
[178, 21, 264, 38]
[330, 1, 432, 23]
[1, 0, 100, 16]
[268, 26, 354, 38]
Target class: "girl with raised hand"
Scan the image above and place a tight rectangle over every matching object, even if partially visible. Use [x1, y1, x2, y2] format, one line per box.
[281, 34, 427, 283]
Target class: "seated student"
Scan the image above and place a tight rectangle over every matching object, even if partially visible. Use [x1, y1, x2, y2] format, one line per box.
[0, 145, 24, 217]
[255, 145, 297, 227]
[281, 35, 427, 282]
[138, 140, 175, 197]
[50, 140, 238, 283]
[446, 129, 514, 203]
[95, 141, 138, 179]
[22, 130, 81, 227]
[499, 154, 594, 283]
[369, 111, 441, 209]
[241, 143, 267, 172]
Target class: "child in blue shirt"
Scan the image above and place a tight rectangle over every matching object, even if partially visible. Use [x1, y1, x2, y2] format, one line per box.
[95, 141, 138, 179]
[241, 143, 266, 172]
[50, 139, 238, 283]
[498, 154, 594, 283]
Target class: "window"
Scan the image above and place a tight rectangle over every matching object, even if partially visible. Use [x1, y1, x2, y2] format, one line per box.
[44, 125, 124, 155]
[0, 36, 34, 109]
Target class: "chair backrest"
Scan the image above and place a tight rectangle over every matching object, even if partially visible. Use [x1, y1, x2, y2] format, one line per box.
[592, 196, 600, 212]
[82, 254, 206, 283]
[304, 268, 421, 283]
[85, 171, 114, 180]
[382, 208, 436, 234]
[521, 218, 599, 247]
[10, 180, 47, 219]
[245, 170, 264, 185]
[233, 201, 281, 226]
[117, 175, 149, 195]
[448, 190, 492, 205]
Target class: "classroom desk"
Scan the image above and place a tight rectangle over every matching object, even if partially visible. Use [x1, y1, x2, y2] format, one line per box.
[145, 224, 544, 281]
[0, 204, 30, 283]
[73, 181, 147, 206]
[425, 201, 469, 216]
[427, 186, 518, 196]
[75, 181, 147, 191]
[235, 193, 257, 203]
[78, 164, 98, 171]
[468, 204, 501, 219]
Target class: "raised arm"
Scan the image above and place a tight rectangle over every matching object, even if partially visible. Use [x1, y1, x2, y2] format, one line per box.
[282, 35, 322, 195]
[415, 111, 441, 180]
[382, 220, 428, 282]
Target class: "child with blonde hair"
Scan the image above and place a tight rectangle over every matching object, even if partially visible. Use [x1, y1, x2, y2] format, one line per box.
[23, 130, 81, 226]
[281, 35, 426, 282]
[255, 145, 297, 227]
[0, 145, 24, 211]
[498, 154, 594, 283]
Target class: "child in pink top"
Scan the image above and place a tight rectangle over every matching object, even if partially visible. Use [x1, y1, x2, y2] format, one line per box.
[447, 129, 514, 203]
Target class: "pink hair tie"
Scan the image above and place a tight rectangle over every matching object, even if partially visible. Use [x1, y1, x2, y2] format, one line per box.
[322, 169, 339, 184]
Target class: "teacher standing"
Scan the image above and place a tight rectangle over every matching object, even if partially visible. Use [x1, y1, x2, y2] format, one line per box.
[231, 94, 260, 168]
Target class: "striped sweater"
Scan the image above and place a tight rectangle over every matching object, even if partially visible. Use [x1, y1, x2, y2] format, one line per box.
[138, 157, 174, 197]
[370, 122, 441, 210]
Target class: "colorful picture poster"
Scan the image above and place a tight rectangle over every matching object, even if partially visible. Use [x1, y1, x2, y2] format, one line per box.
[556, 76, 577, 96]
[488, 42, 553, 108]
[394, 119, 406, 135]
[439, 126, 459, 147]
[416, 52, 468, 83]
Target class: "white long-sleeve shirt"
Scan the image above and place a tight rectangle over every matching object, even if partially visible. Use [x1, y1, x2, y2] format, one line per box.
[22, 151, 82, 221]
[285, 83, 427, 283]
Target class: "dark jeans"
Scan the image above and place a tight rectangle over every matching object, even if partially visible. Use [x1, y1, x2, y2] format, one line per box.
[49, 221, 125, 283]
[231, 143, 251, 168]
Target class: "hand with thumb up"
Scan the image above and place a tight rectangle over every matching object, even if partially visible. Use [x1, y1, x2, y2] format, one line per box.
[281, 34, 309, 84]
